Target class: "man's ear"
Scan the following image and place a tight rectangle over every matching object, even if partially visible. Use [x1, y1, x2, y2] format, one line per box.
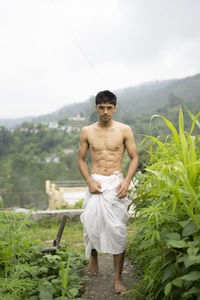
[95, 105, 98, 111]
[114, 106, 117, 112]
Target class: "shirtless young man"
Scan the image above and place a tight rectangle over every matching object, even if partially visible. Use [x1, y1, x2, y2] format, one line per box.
[78, 90, 138, 294]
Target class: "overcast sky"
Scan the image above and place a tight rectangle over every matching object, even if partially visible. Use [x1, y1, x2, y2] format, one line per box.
[0, 0, 200, 118]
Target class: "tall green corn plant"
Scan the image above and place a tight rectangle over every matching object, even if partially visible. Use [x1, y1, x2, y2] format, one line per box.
[149, 107, 200, 223]
[186, 106, 200, 131]
[128, 107, 200, 299]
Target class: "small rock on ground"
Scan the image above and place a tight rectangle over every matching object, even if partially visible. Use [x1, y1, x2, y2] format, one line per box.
[81, 254, 136, 300]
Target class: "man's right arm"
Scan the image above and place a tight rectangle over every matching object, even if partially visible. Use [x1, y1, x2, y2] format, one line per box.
[78, 127, 101, 194]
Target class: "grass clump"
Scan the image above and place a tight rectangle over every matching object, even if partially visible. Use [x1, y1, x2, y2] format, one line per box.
[24, 216, 85, 253]
[127, 108, 200, 299]
[57, 198, 84, 210]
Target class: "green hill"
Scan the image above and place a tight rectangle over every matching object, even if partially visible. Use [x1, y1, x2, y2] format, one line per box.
[0, 73, 200, 209]
[1, 73, 200, 129]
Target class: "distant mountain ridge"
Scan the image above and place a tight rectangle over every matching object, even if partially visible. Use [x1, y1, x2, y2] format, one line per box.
[1, 73, 200, 128]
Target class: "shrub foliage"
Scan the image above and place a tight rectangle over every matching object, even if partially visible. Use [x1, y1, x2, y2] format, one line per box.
[128, 108, 200, 299]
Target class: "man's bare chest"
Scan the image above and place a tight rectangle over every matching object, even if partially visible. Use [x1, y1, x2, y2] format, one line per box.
[88, 130, 124, 152]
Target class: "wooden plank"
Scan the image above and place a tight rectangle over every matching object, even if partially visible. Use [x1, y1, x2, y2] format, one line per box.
[52, 215, 67, 247]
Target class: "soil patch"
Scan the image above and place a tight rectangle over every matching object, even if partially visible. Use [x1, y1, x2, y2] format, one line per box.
[81, 254, 137, 299]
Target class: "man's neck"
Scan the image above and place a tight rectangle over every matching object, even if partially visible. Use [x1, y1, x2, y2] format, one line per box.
[98, 119, 113, 128]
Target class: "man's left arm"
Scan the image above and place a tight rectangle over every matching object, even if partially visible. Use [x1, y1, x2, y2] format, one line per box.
[117, 126, 138, 199]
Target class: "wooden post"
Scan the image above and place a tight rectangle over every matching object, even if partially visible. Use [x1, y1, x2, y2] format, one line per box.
[52, 215, 67, 247]
[41, 215, 67, 254]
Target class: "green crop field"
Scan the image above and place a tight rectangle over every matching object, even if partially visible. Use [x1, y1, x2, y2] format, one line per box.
[0, 208, 87, 300]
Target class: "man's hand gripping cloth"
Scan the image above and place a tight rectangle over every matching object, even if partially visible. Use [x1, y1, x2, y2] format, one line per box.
[80, 171, 130, 258]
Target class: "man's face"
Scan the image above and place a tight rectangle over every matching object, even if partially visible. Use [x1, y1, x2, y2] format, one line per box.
[96, 102, 116, 122]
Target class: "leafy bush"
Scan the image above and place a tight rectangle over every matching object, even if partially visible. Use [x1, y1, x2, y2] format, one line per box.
[0, 207, 87, 299]
[128, 108, 200, 299]
[74, 199, 84, 209]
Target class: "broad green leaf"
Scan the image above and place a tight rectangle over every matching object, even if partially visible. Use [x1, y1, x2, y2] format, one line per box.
[172, 277, 183, 287]
[167, 240, 188, 248]
[177, 255, 187, 263]
[188, 241, 200, 248]
[166, 232, 181, 240]
[164, 282, 172, 296]
[69, 288, 79, 297]
[188, 255, 200, 264]
[183, 287, 200, 298]
[39, 280, 54, 299]
[178, 255, 198, 268]
[187, 247, 199, 256]
[179, 220, 190, 228]
[181, 271, 200, 281]
[161, 266, 173, 283]
[182, 221, 199, 237]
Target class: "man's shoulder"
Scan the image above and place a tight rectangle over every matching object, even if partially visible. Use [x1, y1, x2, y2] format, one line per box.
[81, 123, 97, 133]
[113, 121, 132, 131]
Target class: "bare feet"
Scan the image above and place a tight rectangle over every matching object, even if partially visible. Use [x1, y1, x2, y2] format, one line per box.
[89, 249, 98, 275]
[114, 278, 127, 294]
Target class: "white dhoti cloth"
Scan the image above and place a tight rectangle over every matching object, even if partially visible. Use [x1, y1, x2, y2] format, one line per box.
[80, 171, 129, 258]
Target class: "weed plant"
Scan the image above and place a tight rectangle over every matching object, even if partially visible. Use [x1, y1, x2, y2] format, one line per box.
[57, 198, 84, 210]
[0, 203, 87, 299]
[127, 108, 200, 299]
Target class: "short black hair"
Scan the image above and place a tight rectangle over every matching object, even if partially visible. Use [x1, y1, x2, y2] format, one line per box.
[95, 90, 117, 106]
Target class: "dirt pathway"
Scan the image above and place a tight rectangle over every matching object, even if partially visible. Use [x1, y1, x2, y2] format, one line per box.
[81, 254, 137, 300]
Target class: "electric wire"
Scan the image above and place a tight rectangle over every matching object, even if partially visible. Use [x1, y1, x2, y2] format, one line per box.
[48, 0, 128, 115]
[48, 0, 107, 87]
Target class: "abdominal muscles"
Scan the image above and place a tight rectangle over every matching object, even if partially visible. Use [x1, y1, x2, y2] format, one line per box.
[90, 149, 124, 176]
